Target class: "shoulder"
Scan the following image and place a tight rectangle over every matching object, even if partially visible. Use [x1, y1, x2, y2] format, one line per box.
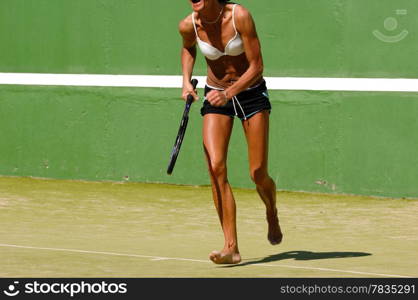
[231, 4, 253, 23]
[178, 13, 195, 36]
[231, 4, 256, 33]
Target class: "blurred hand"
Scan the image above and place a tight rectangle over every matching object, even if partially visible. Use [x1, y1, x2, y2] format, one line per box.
[182, 81, 199, 102]
[206, 90, 228, 107]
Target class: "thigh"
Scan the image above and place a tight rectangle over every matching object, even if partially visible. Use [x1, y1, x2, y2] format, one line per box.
[203, 114, 234, 166]
[241, 110, 270, 170]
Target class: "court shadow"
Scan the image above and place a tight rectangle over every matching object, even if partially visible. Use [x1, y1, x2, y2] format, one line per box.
[223, 250, 372, 268]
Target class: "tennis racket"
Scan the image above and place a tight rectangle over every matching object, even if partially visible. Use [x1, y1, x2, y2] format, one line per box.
[167, 78, 198, 175]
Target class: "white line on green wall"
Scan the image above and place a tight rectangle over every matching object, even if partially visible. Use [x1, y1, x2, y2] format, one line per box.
[0, 73, 417, 92]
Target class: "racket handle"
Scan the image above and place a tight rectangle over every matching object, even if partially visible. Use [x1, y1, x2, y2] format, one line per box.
[191, 78, 198, 89]
[186, 79, 199, 104]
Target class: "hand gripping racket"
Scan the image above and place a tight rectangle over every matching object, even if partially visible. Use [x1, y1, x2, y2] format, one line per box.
[167, 79, 198, 175]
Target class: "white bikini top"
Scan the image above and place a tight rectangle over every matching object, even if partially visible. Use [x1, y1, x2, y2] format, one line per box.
[192, 4, 245, 60]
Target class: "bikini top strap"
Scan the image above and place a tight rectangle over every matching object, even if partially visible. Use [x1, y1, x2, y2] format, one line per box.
[232, 4, 238, 34]
[191, 12, 200, 38]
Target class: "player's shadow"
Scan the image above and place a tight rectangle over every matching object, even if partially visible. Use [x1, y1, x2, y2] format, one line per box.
[223, 250, 372, 268]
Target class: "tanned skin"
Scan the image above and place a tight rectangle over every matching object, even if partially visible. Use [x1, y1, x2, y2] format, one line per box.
[179, 0, 282, 264]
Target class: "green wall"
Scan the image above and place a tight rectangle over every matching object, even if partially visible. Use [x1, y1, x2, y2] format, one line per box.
[1, 85, 417, 199]
[1, 0, 418, 198]
[0, 0, 417, 77]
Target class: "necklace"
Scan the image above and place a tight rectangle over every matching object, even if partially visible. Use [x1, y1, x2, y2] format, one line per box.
[201, 6, 224, 24]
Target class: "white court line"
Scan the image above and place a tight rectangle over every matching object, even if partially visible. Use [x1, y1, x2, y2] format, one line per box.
[0, 243, 412, 278]
[0, 73, 418, 92]
[253, 263, 411, 278]
[0, 244, 207, 264]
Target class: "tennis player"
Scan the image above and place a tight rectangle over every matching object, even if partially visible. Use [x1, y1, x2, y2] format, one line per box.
[179, 0, 283, 264]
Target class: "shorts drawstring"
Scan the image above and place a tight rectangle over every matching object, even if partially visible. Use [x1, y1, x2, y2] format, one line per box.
[203, 81, 270, 121]
[205, 92, 248, 121]
[232, 96, 247, 120]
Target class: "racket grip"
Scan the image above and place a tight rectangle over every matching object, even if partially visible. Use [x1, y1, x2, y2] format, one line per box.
[186, 79, 199, 104]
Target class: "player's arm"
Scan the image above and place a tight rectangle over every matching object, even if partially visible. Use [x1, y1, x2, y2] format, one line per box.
[224, 6, 264, 99]
[179, 16, 198, 101]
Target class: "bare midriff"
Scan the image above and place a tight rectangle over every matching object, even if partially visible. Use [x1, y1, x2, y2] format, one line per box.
[205, 53, 263, 89]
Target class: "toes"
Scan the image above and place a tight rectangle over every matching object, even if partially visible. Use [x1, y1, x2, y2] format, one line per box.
[209, 251, 220, 263]
[268, 234, 283, 245]
[208, 251, 241, 264]
[269, 239, 280, 245]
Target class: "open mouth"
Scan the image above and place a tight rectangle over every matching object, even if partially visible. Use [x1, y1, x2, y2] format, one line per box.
[191, 0, 201, 3]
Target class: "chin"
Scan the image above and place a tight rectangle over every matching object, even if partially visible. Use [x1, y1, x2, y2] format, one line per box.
[191, 0, 205, 12]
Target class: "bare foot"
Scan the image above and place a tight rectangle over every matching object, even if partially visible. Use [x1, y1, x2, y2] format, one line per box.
[267, 209, 283, 245]
[209, 250, 242, 264]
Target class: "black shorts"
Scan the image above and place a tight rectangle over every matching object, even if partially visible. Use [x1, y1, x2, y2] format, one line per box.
[200, 80, 271, 121]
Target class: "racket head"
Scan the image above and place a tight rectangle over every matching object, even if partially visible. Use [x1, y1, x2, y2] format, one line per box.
[166, 117, 189, 175]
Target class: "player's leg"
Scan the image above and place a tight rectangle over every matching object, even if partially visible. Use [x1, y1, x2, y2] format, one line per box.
[241, 110, 283, 245]
[203, 113, 241, 264]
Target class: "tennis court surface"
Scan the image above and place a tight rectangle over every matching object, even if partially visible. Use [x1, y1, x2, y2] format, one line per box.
[1, 176, 417, 278]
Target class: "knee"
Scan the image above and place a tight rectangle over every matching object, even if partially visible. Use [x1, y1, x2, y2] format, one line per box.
[208, 161, 227, 180]
[250, 167, 268, 185]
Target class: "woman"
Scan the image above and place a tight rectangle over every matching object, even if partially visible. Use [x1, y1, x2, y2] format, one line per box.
[179, 0, 282, 264]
